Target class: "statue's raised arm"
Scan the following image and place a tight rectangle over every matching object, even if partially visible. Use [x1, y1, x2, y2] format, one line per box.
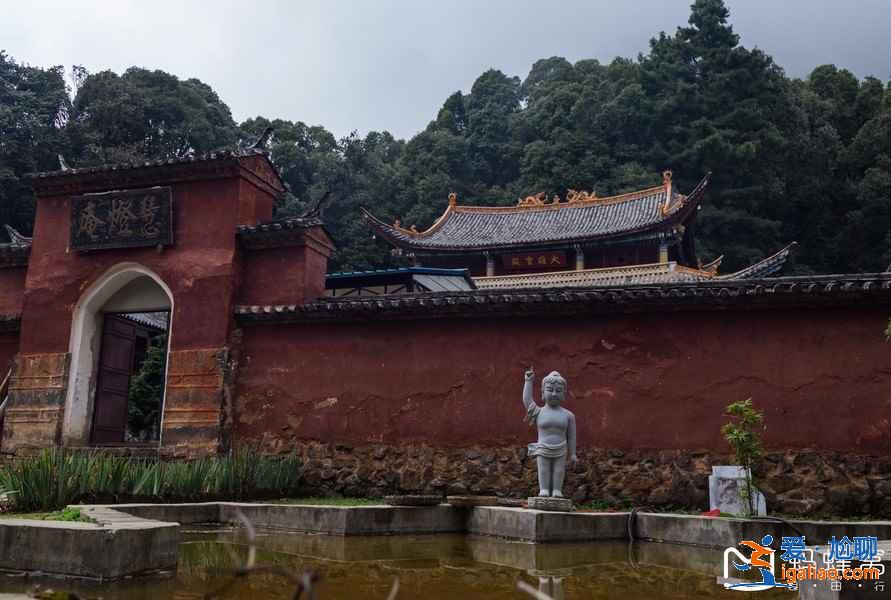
[522, 367, 536, 409]
[522, 367, 540, 424]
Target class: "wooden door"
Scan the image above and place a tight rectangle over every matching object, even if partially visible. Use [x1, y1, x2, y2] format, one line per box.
[90, 315, 137, 444]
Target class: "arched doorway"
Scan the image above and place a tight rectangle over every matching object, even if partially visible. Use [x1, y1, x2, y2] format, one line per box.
[63, 263, 174, 447]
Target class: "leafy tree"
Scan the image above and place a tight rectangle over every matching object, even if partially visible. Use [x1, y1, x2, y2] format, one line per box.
[434, 91, 467, 135]
[465, 69, 522, 187]
[0, 52, 70, 233]
[68, 67, 238, 164]
[638, 0, 794, 271]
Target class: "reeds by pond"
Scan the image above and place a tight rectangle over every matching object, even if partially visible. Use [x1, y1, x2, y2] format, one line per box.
[0, 448, 301, 512]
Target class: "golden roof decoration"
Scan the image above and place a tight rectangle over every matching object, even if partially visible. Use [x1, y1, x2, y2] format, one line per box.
[517, 192, 547, 207]
[566, 189, 597, 203]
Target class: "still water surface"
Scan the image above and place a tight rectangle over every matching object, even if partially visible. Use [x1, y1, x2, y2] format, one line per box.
[0, 527, 791, 599]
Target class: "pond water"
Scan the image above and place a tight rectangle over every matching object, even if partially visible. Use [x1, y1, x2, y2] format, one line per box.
[0, 527, 791, 599]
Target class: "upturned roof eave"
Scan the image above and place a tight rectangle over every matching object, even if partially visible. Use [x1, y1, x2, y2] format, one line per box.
[717, 242, 798, 280]
[363, 205, 698, 253]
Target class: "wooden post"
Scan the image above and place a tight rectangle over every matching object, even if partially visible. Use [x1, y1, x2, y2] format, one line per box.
[485, 253, 495, 277]
[574, 245, 585, 271]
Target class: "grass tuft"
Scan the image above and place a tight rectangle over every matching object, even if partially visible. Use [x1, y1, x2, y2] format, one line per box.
[4, 507, 94, 522]
[0, 448, 302, 513]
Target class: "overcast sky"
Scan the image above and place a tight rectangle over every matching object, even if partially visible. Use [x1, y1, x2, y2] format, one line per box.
[3, 0, 890, 139]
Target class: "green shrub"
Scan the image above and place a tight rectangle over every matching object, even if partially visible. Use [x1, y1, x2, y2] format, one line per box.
[0, 448, 301, 512]
[721, 398, 765, 517]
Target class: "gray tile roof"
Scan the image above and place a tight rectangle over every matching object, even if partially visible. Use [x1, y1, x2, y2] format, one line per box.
[364, 175, 709, 252]
[121, 311, 169, 331]
[0, 314, 20, 333]
[236, 216, 324, 236]
[28, 148, 269, 180]
[236, 215, 334, 251]
[234, 272, 891, 324]
[0, 226, 31, 268]
[717, 243, 797, 280]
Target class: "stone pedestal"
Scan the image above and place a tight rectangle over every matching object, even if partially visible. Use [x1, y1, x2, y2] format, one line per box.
[708, 466, 767, 516]
[527, 496, 574, 512]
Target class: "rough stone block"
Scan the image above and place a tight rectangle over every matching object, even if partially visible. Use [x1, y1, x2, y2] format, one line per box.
[708, 466, 767, 516]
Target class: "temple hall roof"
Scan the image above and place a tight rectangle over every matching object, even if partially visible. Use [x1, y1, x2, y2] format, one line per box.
[363, 172, 709, 253]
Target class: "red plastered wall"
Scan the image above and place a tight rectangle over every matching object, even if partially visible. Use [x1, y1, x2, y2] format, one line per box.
[234, 307, 891, 454]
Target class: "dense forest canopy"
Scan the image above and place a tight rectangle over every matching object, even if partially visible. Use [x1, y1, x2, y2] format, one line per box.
[2, 0, 890, 274]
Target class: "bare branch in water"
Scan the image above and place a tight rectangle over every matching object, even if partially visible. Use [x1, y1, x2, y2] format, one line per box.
[517, 580, 555, 600]
[385, 578, 400, 600]
[234, 508, 257, 569]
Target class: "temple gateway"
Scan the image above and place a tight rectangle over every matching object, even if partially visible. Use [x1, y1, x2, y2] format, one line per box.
[362, 171, 795, 289]
[0, 146, 887, 522]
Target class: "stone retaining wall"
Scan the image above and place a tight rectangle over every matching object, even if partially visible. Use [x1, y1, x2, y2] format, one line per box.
[285, 442, 891, 517]
[3, 502, 888, 578]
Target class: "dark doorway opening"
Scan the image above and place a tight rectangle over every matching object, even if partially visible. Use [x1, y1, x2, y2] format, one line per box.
[90, 311, 169, 445]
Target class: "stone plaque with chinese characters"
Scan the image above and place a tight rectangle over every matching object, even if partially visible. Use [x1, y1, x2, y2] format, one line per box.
[70, 187, 173, 251]
[503, 251, 566, 271]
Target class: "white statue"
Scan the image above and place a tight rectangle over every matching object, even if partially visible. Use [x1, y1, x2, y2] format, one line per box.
[522, 368, 577, 497]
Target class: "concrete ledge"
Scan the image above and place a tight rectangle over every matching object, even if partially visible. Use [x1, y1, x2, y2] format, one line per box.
[3, 502, 886, 579]
[79, 502, 220, 525]
[468, 507, 629, 542]
[218, 502, 465, 535]
[0, 507, 178, 579]
[635, 512, 891, 549]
